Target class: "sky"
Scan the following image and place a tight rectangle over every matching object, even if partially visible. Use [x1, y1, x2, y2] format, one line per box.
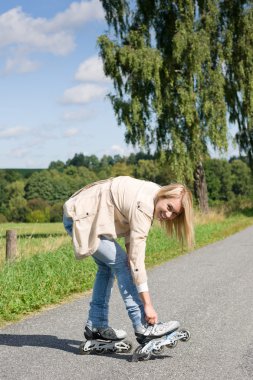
[0, 1, 238, 169]
[0, 0, 135, 169]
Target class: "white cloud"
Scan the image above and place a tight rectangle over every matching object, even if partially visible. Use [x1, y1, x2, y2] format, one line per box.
[75, 56, 110, 82]
[10, 147, 29, 158]
[4, 55, 39, 74]
[62, 83, 107, 104]
[46, 0, 104, 31]
[0, 126, 29, 138]
[0, 1, 104, 73]
[63, 108, 95, 122]
[64, 128, 79, 137]
[111, 145, 127, 155]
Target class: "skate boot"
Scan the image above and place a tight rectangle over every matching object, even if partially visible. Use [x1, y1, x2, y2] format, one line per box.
[132, 321, 191, 362]
[135, 321, 180, 345]
[84, 326, 127, 341]
[79, 326, 132, 355]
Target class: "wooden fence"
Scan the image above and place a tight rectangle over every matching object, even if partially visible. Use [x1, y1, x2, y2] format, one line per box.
[6, 230, 17, 262]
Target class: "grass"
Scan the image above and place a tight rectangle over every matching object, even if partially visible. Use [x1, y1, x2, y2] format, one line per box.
[0, 223, 67, 267]
[0, 209, 253, 327]
[0, 222, 65, 236]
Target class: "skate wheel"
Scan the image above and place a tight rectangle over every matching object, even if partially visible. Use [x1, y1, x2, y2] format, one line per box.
[133, 346, 151, 361]
[79, 341, 91, 355]
[152, 346, 165, 355]
[180, 329, 191, 342]
[166, 340, 178, 349]
[94, 348, 105, 354]
[107, 348, 117, 353]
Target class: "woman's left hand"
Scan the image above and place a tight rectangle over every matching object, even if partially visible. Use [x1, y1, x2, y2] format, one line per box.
[144, 304, 158, 325]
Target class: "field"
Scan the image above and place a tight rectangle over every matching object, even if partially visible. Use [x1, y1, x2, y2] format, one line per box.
[0, 223, 68, 266]
[0, 208, 253, 326]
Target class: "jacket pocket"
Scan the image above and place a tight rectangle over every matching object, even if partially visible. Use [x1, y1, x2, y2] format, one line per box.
[72, 213, 95, 257]
[73, 211, 95, 221]
[136, 201, 154, 219]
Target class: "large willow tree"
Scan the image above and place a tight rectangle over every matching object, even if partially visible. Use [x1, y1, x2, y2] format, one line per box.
[98, 0, 253, 211]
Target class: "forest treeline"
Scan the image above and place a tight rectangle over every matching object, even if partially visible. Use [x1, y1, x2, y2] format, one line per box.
[0, 152, 252, 223]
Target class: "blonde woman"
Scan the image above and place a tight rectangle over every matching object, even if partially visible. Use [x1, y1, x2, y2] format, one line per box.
[63, 176, 194, 346]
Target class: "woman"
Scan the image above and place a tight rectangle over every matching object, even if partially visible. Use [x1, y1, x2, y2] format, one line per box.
[63, 176, 194, 344]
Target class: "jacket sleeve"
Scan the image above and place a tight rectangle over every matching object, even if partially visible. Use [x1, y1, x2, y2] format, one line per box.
[128, 203, 152, 288]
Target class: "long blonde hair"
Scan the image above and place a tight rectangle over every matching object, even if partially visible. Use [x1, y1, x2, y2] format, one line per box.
[155, 183, 195, 248]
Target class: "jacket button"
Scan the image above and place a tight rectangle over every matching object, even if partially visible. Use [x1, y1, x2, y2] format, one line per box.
[86, 212, 89, 215]
[135, 269, 138, 271]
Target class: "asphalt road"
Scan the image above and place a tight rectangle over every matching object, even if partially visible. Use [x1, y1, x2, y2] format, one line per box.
[1, 226, 253, 380]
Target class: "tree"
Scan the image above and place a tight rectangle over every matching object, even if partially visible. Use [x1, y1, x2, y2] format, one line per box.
[204, 159, 233, 201]
[66, 153, 100, 171]
[230, 159, 253, 197]
[25, 171, 55, 201]
[110, 162, 134, 176]
[6, 180, 28, 222]
[134, 159, 160, 182]
[48, 160, 65, 172]
[98, 0, 253, 211]
[0, 174, 8, 215]
[223, 2, 253, 170]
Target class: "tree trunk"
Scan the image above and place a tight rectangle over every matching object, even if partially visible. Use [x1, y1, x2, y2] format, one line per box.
[194, 162, 209, 214]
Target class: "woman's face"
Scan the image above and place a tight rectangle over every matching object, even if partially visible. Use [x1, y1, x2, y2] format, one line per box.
[154, 197, 182, 221]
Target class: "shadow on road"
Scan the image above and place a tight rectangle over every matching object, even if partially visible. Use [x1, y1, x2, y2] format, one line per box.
[0, 334, 81, 355]
[0, 333, 173, 362]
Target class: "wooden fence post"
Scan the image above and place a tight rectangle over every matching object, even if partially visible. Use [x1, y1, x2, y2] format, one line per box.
[6, 230, 17, 262]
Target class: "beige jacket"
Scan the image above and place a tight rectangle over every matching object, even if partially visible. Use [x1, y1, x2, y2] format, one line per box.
[63, 176, 160, 288]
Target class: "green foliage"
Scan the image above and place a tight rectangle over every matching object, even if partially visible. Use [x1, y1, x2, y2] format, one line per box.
[26, 209, 50, 223]
[0, 214, 8, 223]
[50, 202, 64, 222]
[230, 159, 253, 196]
[0, 182, 8, 215]
[1, 212, 253, 324]
[27, 198, 50, 211]
[0, 245, 97, 322]
[24, 167, 98, 203]
[1, 153, 253, 222]
[110, 162, 134, 176]
[134, 159, 160, 182]
[66, 153, 100, 171]
[48, 160, 65, 172]
[222, 2, 253, 169]
[204, 158, 253, 202]
[98, 0, 253, 179]
[5, 181, 28, 222]
[204, 159, 233, 201]
[25, 171, 55, 201]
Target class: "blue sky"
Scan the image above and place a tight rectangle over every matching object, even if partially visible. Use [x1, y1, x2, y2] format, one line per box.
[0, 1, 238, 169]
[0, 0, 134, 169]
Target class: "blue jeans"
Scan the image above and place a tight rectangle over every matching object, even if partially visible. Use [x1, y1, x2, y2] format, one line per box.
[63, 215, 145, 330]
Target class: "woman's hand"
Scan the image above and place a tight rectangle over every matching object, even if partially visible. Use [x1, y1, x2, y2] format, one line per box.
[138, 291, 158, 325]
[144, 304, 158, 325]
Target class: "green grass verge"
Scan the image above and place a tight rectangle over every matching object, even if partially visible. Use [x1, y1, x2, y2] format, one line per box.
[0, 211, 253, 327]
[0, 222, 65, 237]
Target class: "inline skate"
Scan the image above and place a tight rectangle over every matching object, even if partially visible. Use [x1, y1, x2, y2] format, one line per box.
[79, 326, 133, 355]
[132, 322, 190, 362]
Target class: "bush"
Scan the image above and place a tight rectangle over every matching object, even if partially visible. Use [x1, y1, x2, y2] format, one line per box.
[0, 213, 8, 223]
[27, 198, 50, 211]
[26, 208, 50, 223]
[50, 203, 64, 222]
